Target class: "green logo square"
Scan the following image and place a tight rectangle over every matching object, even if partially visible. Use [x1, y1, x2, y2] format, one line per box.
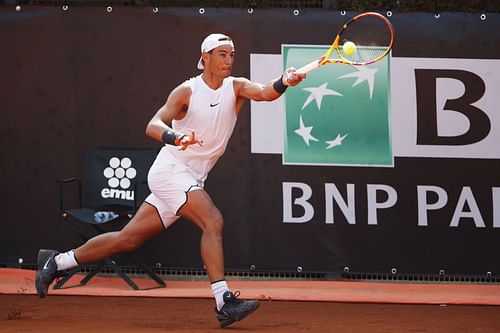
[283, 45, 393, 167]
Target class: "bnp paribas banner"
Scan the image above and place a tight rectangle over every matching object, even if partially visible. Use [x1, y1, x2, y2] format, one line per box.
[250, 53, 500, 161]
[282, 45, 392, 166]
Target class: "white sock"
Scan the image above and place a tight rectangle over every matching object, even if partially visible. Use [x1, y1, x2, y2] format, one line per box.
[54, 250, 79, 271]
[211, 280, 229, 311]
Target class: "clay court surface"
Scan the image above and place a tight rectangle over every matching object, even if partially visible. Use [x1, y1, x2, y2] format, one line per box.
[2, 294, 500, 333]
[1, 268, 500, 332]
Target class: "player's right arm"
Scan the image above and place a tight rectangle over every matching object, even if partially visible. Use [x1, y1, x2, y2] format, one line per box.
[145, 83, 202, 150]
[234, 68, 305, 102]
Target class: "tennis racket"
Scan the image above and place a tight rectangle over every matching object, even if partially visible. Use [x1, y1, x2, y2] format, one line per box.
[298, 12, 394, 74]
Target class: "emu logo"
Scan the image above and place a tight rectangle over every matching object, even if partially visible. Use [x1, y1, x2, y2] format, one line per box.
[101, 157, 137, 201]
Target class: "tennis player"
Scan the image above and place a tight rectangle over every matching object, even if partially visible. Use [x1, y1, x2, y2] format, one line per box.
[36, 33, 305, 328]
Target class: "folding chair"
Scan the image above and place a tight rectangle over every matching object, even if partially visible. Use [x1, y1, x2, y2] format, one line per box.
[53, 148, 165, 290]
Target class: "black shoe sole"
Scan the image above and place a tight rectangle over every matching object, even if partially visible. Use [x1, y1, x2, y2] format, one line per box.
[218, 301, 260, 328]
[234, 301, 260, 321]
[218, 317, 236, 328]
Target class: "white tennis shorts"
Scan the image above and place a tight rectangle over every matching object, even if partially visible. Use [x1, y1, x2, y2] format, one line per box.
[145, 147, 202, 229]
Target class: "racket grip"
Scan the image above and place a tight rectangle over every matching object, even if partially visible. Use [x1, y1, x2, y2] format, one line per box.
[297, 60, 321, 74]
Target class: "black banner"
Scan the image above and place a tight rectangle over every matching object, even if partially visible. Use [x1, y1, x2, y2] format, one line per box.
[1, 6, 499, 276]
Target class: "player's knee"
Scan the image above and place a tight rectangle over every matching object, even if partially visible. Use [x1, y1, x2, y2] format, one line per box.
[203, 210, 224, 235]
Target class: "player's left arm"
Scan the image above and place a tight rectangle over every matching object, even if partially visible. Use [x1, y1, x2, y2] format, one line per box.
[235, 68, 305, 102]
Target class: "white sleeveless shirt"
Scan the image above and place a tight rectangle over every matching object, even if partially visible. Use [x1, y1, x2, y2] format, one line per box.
[164, 75, 238, 185]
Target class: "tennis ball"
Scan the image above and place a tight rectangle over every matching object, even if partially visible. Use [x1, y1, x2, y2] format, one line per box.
[342, 41, 357, 56]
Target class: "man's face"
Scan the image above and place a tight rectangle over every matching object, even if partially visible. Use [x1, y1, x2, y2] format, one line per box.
[204, 45, 235, 77]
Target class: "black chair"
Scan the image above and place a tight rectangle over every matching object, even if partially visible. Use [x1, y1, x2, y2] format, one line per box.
[54, 148, 165, 290]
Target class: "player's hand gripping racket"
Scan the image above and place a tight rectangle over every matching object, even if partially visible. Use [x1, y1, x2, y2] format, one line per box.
[178, 131, 204, 151]
[298, 12, 394, 74]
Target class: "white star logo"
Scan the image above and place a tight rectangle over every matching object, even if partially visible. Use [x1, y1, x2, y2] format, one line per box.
[294, 115, 319, 146]
[338, 66, 378, 99]
[301, 82, 343, 110]
[325, 133, 348, 150]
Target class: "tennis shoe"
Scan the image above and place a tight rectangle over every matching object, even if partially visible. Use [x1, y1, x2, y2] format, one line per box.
[35, 249, 59, 298]
[215, 291, 260, 328]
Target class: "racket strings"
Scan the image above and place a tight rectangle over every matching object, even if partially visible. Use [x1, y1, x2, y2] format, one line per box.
[336, 15, 393, 64]
[343, 47, 386, 63]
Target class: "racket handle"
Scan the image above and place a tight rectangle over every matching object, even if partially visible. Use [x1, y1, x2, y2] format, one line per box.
[297, 60, 321, 74]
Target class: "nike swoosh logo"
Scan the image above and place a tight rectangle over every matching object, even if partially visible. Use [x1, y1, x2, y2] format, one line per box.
[210, 103, 220, 107]
[43, 257, 52, 270]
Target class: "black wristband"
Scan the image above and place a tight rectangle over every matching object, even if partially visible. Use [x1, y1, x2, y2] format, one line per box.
[272, 75, 288, 94]
[161, 128, 182, 146]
